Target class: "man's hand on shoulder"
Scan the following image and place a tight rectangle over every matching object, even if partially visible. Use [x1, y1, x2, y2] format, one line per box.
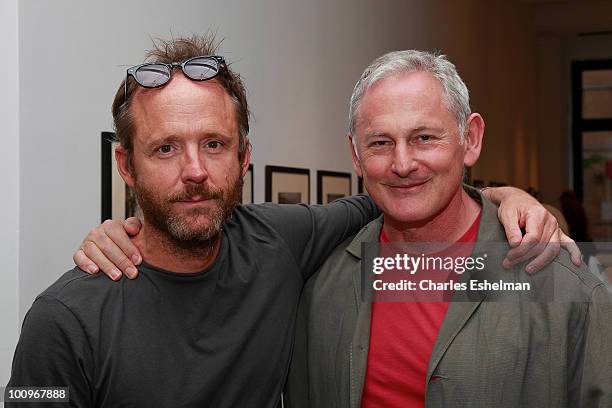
[73, 217, 143, 280]
[483, 186, 582, 274]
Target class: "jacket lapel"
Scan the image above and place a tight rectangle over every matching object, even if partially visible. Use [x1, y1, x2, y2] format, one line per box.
[346, 216, 383, 408]
[427, 191, 508, 382]
[426, 288, 485, 382]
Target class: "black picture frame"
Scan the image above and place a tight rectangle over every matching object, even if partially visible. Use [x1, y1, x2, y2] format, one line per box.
[317, 170, 352, 204]
[101, 131, 137, 222]
[242, 164, 254, 204]
[101, 131, 113, 222]
[265, 165, 310, 204]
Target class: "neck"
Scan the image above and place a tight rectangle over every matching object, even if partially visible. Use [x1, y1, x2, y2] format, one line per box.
[383, 187, 481, 243]
[133, 222, 222, 273]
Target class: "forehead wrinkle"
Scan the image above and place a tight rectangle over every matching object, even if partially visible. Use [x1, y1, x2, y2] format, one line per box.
[131, 79, 238, 142]
[358, 82, 456, 140]
[361, 109, 445, 137]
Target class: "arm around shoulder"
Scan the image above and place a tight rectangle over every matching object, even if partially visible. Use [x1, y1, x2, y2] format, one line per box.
[253, 195, 379, 279]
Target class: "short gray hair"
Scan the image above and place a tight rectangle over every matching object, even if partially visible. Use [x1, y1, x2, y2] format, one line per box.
[348, 50, 471, 144]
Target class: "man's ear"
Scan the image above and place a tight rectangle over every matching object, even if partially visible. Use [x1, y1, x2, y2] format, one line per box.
[115, 146, 135, 188]
[463, 113, 485, 167]
[240, 138, 251, 178]
[348, 133, 363, 178]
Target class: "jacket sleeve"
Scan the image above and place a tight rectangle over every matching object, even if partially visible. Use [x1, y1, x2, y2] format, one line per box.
[257, 195, 380, 280]
[7, 296, 94, 408]
[575, 285, 612, 407]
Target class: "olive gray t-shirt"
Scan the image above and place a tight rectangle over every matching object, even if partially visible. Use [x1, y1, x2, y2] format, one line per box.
[8, 197, 378, 407]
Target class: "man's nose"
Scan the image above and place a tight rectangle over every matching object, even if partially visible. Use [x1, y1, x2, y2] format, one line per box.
[391, 144, 417, 177]
[181, 146, 208, 184]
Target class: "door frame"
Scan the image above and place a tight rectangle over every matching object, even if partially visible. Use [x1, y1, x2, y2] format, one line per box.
[571, 59, 612, 200]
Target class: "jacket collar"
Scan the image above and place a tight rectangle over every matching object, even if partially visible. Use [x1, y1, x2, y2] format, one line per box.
[346, 215, 384, 259]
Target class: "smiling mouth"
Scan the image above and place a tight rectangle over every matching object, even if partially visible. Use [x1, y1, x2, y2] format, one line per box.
[385, 179, 429, 191]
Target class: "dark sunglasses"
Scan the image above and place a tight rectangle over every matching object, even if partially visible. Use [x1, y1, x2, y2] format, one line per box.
[124, 55, 225, 100]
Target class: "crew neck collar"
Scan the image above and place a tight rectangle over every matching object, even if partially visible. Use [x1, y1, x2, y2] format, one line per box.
[138, 233, 228, 278]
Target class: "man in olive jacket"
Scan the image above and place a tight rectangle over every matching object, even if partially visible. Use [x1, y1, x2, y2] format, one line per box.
[285, 50, 612, 407]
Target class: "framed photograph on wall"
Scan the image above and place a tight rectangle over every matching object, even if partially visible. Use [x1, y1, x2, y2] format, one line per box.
[317, 171, 351, 204]
[265, 166, 310, 204]
[101, 131, 138, 222]
[242, 164, 254, 204]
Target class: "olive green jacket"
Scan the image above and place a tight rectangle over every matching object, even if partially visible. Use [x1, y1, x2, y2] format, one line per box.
[285, 193, 612, 407]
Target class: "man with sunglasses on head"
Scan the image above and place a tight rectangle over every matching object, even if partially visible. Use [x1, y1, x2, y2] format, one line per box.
[8, 34, 579, 407]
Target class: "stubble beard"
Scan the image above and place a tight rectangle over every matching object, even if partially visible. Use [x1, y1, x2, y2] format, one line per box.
[134, 172, 243, 253]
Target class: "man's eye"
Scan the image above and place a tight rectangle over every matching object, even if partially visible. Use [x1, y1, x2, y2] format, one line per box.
[417, 135, 432, 142]
[371, 140, 391, 147]
[158, 145, 173, 154]
[206, 141, 222, 149]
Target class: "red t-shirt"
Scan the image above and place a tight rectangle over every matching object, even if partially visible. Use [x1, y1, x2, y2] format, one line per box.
[361, 213, 481, 408]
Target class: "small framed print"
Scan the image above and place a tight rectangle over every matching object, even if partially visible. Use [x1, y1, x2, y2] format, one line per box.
[317, 171, 352, 204]
[265, 166, 310, 204]
[242, 164, 254, 204]
[101, 131, 138, 222]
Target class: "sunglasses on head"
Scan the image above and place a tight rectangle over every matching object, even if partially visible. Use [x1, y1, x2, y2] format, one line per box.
[124, 55, 225, 100]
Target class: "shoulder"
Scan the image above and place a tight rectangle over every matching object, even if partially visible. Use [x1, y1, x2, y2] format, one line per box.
[322, 216, 382, 264]
[308, 216, 383, 284]
[33, 267, 129, 320]
[225, 203, 291, 231]
[304, 235, 355, 294]
[224, 203, 316, 245]
[475, 192, 607, 301]
[228, 196, 376, 228]
[222, 204, 295, 248]
[18, 272, 99, 350]
[547, 251, 609, 301]
[40, 267, 122, 300]
[230, 202, 316, 223]
[38, 267, 99, 298]
[489, 245, 609, 303]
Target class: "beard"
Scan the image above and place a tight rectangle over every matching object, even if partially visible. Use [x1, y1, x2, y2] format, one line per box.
[133, 173, 243, 250]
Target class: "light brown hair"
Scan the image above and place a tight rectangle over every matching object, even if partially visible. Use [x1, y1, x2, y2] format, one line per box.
[111, 33, 250, 168]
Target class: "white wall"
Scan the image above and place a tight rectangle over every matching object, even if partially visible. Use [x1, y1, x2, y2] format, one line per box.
[0, 0, 20, 388]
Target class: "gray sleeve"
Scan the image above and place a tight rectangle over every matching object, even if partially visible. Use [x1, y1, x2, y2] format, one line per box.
[258, 195, 380, 280]
[7, 296, 94, 408]
[574, 286, 612, 407]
